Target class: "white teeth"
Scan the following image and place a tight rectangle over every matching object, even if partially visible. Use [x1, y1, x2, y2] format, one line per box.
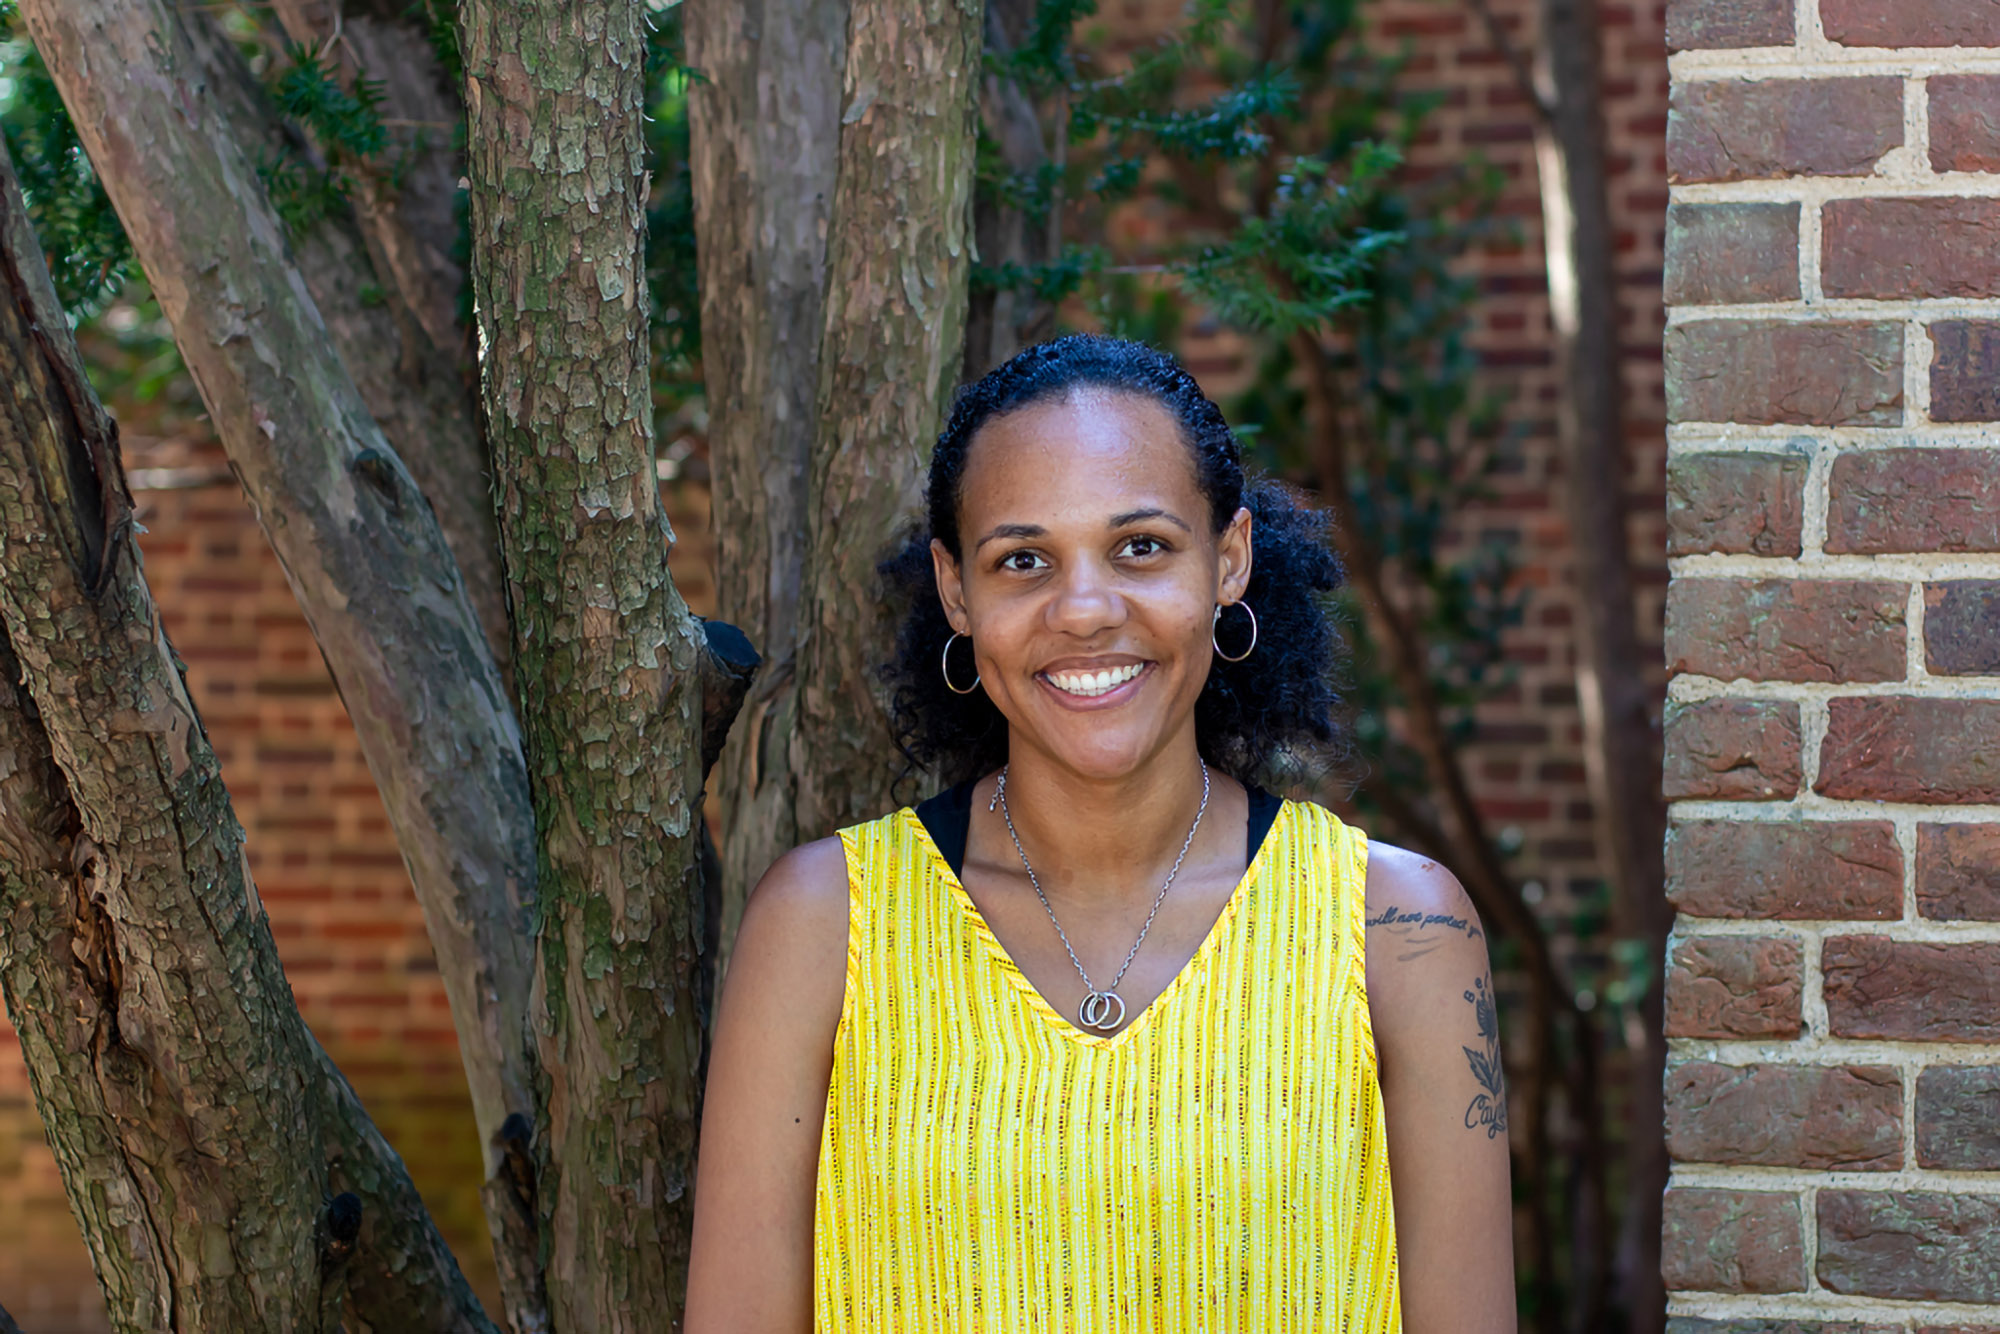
[1046, 663, 1144, 697]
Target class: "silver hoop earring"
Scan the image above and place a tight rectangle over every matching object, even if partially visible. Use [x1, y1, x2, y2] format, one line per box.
[941, 632, 982, 694]
[1212, 601, 1257, 663]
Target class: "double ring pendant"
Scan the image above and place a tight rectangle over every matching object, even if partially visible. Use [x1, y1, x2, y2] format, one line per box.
[993, 762, 1212, 1036]
[1077, 989, 1128, 1032]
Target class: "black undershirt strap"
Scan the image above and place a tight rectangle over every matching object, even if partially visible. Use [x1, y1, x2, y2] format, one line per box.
[914, 776, 1284, 880]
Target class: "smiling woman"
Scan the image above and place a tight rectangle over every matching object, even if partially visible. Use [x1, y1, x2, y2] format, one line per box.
[685, 336, 1517, 1333]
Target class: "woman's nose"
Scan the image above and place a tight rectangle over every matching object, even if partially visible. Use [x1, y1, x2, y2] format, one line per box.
[1045, 560, 1126, 635]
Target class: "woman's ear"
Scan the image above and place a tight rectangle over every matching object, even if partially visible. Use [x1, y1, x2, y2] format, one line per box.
[1217, 505, 1253, 604]
[931, 538, 971, 633]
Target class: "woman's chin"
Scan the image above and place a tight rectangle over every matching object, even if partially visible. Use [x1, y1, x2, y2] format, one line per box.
[1018, 728, 1177, 785]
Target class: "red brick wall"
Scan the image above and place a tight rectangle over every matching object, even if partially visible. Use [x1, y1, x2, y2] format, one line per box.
[1662, 0, 2000, 1322]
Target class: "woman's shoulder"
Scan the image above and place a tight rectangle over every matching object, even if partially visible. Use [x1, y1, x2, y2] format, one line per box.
[727, 836, 852, 1023]
[1358, 838, 1490, 1032]
[741, 835, 851, 941]
[1362, 839, 1477, 925]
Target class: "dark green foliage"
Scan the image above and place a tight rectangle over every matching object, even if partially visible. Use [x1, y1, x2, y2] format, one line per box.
[256, 43, 389, 234]
[0, 9, 134, 313]
[407, 0, 463, 85]
[270, 45, 388, 161]
[642, 9, 701, 407]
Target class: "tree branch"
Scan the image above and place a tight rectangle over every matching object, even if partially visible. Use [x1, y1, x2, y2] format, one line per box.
[17, 0, 545, 1315]
[686, 0, 847, 963]
[1462, 0, 1554, 122]
[0, 133, 495, 1333]
[791, 0, 985, 843]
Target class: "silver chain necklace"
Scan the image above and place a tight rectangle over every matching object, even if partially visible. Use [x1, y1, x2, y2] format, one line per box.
[991, 760, 1210, 1032]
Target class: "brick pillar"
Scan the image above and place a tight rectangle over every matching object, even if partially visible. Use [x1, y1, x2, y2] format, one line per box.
[1663, 0, 2000, 1325]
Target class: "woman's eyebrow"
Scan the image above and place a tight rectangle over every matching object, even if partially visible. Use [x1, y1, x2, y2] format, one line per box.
[973, 522, 1047, 551]
[1109, 507, 1192, 533]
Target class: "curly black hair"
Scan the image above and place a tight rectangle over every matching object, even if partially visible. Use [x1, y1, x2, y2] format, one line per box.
[880, 333, 1349, 790]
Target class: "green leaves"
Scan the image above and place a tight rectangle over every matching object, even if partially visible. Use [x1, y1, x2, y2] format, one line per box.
[0, 29, 133, 313]
[256, 43, 389, 235]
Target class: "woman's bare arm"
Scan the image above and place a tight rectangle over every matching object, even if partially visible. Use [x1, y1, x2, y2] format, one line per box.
[1366, 840, 1517, 1333]
[684, 837, 851, 1334]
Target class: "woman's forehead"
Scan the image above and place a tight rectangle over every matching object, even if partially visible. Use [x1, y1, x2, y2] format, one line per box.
[958, 389, 1201, 514]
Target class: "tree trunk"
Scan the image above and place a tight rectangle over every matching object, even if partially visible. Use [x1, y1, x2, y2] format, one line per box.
[790, 0, 985, 841]
[963, 0, 1052, 380]
[18, 0, 546, 1311]
[685, 0, 848, 962]
[1528, 0, 1668, 1326]
[461, 0, 710, 1326]
[177, 6, 514, 680]
[0, 136, 494, 1332]
[692, 0, 983, 961]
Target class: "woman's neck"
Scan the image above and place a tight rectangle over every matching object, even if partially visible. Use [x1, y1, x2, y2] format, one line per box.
[978, 733, 1225, 902]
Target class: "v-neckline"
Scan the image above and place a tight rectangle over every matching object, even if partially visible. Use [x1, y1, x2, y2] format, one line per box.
[902, 801, 1288, 1051]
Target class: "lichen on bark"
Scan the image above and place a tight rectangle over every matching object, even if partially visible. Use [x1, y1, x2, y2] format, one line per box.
[461, 0, 710, 1325]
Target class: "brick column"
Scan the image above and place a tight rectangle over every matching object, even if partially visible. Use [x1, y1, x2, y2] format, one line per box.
[1663, 0, 2000, 1326]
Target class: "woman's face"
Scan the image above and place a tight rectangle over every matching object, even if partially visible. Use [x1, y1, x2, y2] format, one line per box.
[933, 389, 1252, 782]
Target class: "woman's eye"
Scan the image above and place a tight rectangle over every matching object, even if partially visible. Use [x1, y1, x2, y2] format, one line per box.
[1119, 535, 1167, 559]
[999, 550, 1047, 572]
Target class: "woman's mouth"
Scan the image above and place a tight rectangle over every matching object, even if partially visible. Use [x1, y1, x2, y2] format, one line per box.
[1042, 661, 1148, 699]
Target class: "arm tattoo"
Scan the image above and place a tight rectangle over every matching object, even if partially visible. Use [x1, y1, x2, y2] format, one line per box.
[1364, 905, 1485, 962]
[1461, 977, 1508, 1138]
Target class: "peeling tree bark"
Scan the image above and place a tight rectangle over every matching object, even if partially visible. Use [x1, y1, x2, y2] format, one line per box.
[0, 136, 495, 1333]
[686, 0, 848, 965]
[790, 0, 985, 843]
[460, 0, 711, 1325]
[17, 0, 546, 1313]
[178, 7, 514, 681]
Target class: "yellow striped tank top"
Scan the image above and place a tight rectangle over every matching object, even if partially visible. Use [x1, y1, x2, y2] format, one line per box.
[814, 797, 1400, 1331]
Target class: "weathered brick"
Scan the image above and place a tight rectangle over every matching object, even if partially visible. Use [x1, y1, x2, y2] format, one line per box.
[1917, 1066, 2000, 1169]
[1662, 1188, 1804, 1293]
[1664, 0, 1793, 49]
[1665, 1062, 1902, 1169]
[1822, 0, 2000, 48]
[1824, 937, 2000, 1042]
[1663, 698, 1801, 800]
[1818, 1190, 2000, 1302]
[1824, 199, 2000, 299]
[1665, 935, 1803, 1039]
[1664, 203, 1801, 305]
[1931, 75, 2000, 174]
[1665, 579, 1906, 683]
[1668, 78, 1902, 182]
[1667, 820, 1901, 920]
[1930, 321, 2000, 423]
[1667, 451, 1808, 557]
[1925, 581, 2000, 674]
[1667, 320, 1901, 427]
[1827, 450, 2000, 554]
[1917, 823, 2000, 921]
[1668, 1324, 1897, 1334]
[1818, 698, 2000, 803]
